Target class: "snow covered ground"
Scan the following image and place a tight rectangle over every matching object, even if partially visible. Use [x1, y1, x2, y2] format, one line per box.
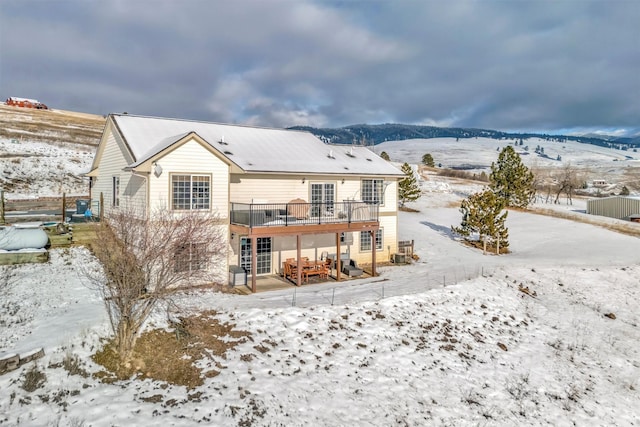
[1, 172, 639, 426]
[0, 138, 94, 199]
[377, 137, 640, 195]
[0, 105, 101, 199]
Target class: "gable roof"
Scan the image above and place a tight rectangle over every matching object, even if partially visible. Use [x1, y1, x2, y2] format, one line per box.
[111, 114, 403, 177]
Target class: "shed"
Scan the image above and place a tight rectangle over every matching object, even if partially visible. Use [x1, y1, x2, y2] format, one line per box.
[586, 196, 640, 220]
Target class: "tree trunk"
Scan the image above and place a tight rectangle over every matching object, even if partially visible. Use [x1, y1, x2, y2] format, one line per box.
[116, 318, 138, 363]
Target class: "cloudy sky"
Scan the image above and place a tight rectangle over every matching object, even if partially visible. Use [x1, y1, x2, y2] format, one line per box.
[1, 1, 638, 135]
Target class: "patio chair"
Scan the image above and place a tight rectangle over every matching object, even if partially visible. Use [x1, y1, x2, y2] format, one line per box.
[284, 258, 296, 279]
[287, 198, 309, 219]
[342, 259, 363, 277]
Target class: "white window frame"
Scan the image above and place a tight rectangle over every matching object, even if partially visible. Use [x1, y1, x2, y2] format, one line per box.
[361, 179, 384, 205]
[171, 174, 211, 211]
[174, 242, 208, 273]
[112, 176, 120, 207]
[360, 228, 383, 252]
[310, 182, 336, 216]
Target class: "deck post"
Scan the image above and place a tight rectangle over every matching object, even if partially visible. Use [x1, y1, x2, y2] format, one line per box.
[336, 233, 341, 282]
[61, 193, 66, 223]
[296, 234, 302, 286]
[99, 192, 104, 221]
[0, 190, 5, 224]
[371, 228, 377, 277]
[251, 236, 257, 293]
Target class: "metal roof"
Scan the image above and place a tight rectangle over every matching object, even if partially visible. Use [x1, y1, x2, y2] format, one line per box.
[112, 114, 403, 177]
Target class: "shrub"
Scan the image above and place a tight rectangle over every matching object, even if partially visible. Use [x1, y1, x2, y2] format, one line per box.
[21, 364, 47, 392]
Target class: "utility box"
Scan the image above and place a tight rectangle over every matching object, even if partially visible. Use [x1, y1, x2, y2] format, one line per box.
[76, 199, 89, 215]
[228, 265, 247, 286]
[391, 253, 407, 264]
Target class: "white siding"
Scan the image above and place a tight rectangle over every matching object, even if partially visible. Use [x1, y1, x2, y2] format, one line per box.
[230, 174, 398, 207]
[93, 129, 146, 215]
[228, 174, 400, 274]
[148, 138, 229, 218]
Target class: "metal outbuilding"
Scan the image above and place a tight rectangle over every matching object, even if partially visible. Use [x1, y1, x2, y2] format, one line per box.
[586, 196, 640, 220]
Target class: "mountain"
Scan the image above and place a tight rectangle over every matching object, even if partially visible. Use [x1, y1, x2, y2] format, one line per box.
[289, 123, 637, 149]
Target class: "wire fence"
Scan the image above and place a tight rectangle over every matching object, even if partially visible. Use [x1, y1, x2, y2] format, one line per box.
[244, 263, 502, 309]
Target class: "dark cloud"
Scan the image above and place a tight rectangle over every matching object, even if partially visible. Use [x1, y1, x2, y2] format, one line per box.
[1, 0, 638, 135]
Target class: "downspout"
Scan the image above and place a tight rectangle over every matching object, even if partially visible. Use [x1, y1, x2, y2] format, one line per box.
[130, 170, 150, 219]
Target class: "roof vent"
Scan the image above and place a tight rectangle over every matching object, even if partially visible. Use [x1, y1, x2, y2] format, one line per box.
[346, 147, 355, 158]
[219, 135, 228, 145]
[223, 150, 233, 155]
[328, 149, 335, 159]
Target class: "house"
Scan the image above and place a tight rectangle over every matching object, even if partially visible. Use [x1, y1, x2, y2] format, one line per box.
[87, 114, 404, 292]
[5, 97, 48, 109]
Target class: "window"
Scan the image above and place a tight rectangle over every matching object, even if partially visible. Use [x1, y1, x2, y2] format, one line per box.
[360, 229, 383, 252]
[112, 176, 120, 207]
[240, 237, 272, 275]
[362, 179, 384, 205]
[174, 242, 208, 273]
[310, 182, 335, 216]
[172, 175, 210, 210]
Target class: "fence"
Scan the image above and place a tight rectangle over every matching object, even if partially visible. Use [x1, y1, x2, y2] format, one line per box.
[0, 191, 99, 224]
[241, 263, 501, 310]
[230, 200, 378, 228]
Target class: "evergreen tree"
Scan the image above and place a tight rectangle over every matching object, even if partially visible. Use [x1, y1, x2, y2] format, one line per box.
[489, 146, 535, 208]
[421, 153, 435, 167]
[620, 185, 630, 196]
[398, 162, 421, 207]
[380, 151, 390, 161]
[452, 189, 509, 254]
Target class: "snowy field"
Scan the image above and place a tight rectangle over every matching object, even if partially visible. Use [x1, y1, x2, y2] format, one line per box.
[0, 138, 95, 199]
[377, 137, 640, 195]
[377, 136, 639, 171]
[1, 171, 639, 426]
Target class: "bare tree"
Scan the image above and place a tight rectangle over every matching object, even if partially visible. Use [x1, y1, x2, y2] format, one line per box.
[86, 205, 227, 363]
[552, 163, 581, 205]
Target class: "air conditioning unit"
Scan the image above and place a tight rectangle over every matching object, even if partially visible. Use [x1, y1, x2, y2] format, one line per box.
[228, 266, 247, 286]
[391, 253, 406, 264]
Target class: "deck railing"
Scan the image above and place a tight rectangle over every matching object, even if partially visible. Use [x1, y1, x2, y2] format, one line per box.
[230, 201, 379, 228]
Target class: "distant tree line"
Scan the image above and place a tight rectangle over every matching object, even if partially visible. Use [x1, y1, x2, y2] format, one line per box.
[288, 124, 639, 150]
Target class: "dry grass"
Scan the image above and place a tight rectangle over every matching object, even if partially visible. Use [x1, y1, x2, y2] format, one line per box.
[399, 206, 420, 213]
[437, 168, 489, 183]
[0, 104, 104, 147]
[528, 206, 640, 237]
[448, 197, 640, 238]
[459, 239, 510, 254]
[92, 310, 251, 389]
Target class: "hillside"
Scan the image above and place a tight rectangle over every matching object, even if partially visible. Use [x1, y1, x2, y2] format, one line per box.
[0, 103, 105, 147]
[289, 123, 637, 149]
[377, 137, 640, 195]
[0, 104, 105, 198]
